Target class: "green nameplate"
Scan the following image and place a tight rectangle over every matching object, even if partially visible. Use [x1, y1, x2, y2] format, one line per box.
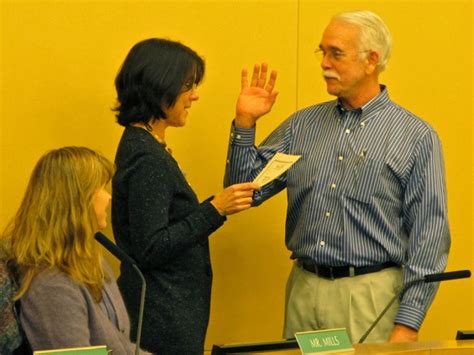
[33, 345, 108, 355]
[295, 328, 354, 354]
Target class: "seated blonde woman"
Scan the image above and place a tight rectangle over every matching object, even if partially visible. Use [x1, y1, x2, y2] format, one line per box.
[2, 146, 148, 354]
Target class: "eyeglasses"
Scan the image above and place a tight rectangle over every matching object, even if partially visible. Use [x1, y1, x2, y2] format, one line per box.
[182, 79, 197, 91]
[314, 48, 370, 62]
[182, 79, 197, 92]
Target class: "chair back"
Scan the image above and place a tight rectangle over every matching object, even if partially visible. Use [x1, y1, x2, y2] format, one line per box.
[0, 260, 31, 355]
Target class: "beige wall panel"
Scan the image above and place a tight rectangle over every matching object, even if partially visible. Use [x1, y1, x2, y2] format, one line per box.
[1, 0, 297, 351]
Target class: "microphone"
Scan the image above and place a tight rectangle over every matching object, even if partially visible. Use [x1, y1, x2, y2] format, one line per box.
[358, 269, 471, 343]
[423, 270, 470, 283]
[95, 231, 138, 267]
[95, 232, 147, 355]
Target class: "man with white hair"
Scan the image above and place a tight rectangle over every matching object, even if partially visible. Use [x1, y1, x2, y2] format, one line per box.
[225, 11, 450, 343]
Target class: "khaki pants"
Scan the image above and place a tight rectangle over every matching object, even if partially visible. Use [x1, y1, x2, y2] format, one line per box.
[283, 261, 402, 343]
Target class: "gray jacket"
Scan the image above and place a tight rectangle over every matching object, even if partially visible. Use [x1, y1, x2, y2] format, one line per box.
[20, 262, 139, 354]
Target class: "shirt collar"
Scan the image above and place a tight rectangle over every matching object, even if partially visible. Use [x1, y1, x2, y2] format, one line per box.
[335, 85, 390, 119]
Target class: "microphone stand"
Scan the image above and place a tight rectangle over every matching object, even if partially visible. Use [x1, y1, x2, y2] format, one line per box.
[358, 270, 471, 344]
[131, 263, 146, 355]
[358, 279, 419, 343]
[95, 232, 146, 355]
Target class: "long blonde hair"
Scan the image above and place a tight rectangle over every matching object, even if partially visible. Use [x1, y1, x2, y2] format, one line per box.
[2, 146, 115, 302]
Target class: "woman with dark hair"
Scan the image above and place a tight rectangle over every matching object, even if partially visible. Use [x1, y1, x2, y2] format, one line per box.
[112, 38, 273, 354]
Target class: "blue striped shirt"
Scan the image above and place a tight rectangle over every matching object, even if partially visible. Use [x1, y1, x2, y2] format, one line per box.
[224, 86, 450, 330]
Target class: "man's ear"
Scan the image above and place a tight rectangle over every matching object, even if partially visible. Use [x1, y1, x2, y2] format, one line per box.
[365, 50, 380, 74]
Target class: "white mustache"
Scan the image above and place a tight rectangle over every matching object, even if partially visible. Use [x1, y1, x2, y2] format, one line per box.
[322, 71, 341, 80]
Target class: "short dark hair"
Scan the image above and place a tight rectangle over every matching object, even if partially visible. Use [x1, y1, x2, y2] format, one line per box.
[113, 38, 205, 126]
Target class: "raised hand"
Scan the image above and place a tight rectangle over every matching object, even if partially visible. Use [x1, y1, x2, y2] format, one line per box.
[235, 63, 278, 128]
[211, 182, 260, 216]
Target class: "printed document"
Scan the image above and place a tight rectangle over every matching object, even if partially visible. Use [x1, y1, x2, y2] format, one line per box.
[253, 152, 301, 187]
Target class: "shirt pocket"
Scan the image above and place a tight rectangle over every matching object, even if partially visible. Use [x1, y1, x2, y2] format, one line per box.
[346, 158, 385, 204]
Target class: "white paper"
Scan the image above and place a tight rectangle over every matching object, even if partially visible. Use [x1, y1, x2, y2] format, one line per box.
[253, 152, 301, 187]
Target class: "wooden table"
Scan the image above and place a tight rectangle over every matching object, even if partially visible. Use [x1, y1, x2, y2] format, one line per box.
[243, 340, 474, 354]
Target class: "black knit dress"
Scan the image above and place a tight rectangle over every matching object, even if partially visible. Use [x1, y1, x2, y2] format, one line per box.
[112, 126, 225, 354]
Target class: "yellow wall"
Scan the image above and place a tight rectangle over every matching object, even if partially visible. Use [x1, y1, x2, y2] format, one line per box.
[1, 0, 472, 351]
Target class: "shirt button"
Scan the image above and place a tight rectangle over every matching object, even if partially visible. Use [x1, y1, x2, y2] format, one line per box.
[236, 134, 241, 139]
[230, 133, 234, 137]
[320, 241, 326, 247]
[325, 211, 331, 217]
[345, 129, 350, 134]
[330, 183, 336, 189]
[338, 155, 344, 161]
[360, 122, 365, 127]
